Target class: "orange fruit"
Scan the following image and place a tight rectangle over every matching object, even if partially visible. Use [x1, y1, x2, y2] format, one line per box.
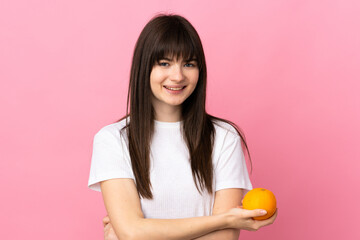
[242, 188, 277, 220]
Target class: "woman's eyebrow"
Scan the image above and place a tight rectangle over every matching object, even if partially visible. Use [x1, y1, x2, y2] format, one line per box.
[160, 57, 172, 61]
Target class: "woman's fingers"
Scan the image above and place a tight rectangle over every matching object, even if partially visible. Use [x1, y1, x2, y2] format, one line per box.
[104, 222, 111, 232]
[103, 216, 120, 240]
[227, 207, 278, 231]
[104, 223, 120, 240]
[242, 208, 268, 219]
[258, 209, 278, 227]
[246, 209, 278, 231]
[103, 215, 110, 227]
[251, 208, 278, 231]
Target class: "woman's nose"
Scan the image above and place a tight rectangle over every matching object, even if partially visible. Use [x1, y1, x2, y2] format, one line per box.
[170, 65, 184, 81]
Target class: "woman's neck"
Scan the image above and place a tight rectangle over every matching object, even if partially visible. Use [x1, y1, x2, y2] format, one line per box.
[153, 105, 182, 122]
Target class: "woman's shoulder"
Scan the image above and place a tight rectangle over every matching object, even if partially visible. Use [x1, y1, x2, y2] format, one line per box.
[210, 117, 244, 159]
[211, 117, 241, 140]
[94, 117, 129, 139]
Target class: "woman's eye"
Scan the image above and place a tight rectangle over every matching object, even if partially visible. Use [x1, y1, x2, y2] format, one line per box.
[159, 62, 169, 67]
[184, 63, 196, 67]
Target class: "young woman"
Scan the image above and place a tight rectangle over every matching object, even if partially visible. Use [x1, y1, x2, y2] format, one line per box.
[88, 14, 277, 240]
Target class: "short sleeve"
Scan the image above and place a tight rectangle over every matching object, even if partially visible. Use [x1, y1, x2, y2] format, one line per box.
[214, 133, 253, 195]
[87, 127, 135, 192]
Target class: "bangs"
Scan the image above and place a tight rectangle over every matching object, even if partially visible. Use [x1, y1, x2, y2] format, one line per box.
[152, 23, 199, 64]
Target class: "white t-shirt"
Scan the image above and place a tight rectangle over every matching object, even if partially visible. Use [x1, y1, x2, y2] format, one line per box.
[88, 117, 252, 219]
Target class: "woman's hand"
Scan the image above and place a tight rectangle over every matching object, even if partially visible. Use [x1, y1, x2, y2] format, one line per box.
[225, 206, 278, 231]
[103, 215, 119, 240]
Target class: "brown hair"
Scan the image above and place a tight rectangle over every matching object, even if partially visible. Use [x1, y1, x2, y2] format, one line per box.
[115, 13, 252, 199]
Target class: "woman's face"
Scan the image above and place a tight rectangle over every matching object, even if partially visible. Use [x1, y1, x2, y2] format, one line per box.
[150, 55, 199, 112]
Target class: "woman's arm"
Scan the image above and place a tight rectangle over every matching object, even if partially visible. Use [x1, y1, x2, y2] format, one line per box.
[100, 178, 229, 240]
[190, 188, 243, 240]
[101, 179, 274, 240]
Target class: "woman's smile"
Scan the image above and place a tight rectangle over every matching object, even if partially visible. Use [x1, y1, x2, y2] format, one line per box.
[163, 85, 187, 94]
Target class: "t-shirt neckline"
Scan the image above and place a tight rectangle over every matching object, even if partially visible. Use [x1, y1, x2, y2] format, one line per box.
[154, 119, 182, 128]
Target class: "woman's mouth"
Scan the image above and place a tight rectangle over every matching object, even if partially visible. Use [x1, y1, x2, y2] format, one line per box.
[163, 85, 186, 94]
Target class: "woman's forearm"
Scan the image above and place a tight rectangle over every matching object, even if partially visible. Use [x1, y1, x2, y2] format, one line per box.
[192, 229, 240, 240]
[127, 213, 230, 240]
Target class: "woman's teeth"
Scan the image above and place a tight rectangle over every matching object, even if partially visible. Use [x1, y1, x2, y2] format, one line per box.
[164, 86, 185, 90]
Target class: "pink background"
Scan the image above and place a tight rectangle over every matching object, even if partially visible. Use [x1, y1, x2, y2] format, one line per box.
[1, 0, 359, 239]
